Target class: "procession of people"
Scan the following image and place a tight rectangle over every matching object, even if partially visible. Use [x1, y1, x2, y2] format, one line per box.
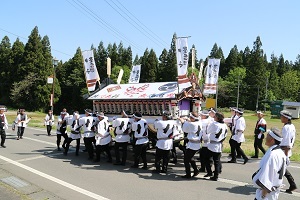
[1, 106, 298, 199]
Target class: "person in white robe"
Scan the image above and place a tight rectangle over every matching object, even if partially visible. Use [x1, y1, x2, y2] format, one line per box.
[205, 112, 228, 181]
[63, 111, 81, 156]
[252, 128, 286, 200]
[113, 110, 131, 166]
[153, 111, 176, 173]
[79, 109, 96, 160]
[178, 112, 202, 179]
[131, 112, 149, 169]
[228, 108, 249, 164]
[94, 112, 112, 163]
[279, 110, 297, 194]
[44, 110, 54, 136]
[0, 107, 8, 148]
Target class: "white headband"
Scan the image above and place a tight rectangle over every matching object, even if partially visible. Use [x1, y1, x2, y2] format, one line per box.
[209, 109, 216, 114]
[281, 113, 291, 119]
[268, 130, 283, 142]
[189, 113, 199, 119]
[133, 114, 142, 119]
[122, 110, 128, 117]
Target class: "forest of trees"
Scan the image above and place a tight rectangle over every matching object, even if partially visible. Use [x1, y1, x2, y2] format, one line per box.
[0, 26, 300, 114]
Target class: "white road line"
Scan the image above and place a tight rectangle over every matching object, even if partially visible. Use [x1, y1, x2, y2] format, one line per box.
[15, 152, 64, 162]
[0, 155, 110, 200]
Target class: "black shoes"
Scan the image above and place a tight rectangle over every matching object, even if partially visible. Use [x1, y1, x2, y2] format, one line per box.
[285, 185, 297, 194]
[193, 170, 199, 177]
[130, 165, 139, 168]
[227, 160, 237, 163]
[204, 173, 213, 177]
[243, 158, 249, 165]
[181, 174, 191, 179]
[210, 177, 218, 181]
[1, 145, 6, 148]
[57, 148, 61, 151]
[251, 156, 258, 158]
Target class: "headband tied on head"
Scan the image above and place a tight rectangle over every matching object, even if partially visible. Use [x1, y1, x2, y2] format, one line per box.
[189, 112, 199, 120]
[268, 129, 283, 142]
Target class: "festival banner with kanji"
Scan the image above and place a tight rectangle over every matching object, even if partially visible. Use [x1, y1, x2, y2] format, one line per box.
[128, 65, 141, 83]
[82, 50, 100, 92]
[203, 58, 220, 94]
[176, 38, 191, 92]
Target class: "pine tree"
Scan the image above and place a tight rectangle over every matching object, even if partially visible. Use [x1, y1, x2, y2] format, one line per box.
[55, 48, 88, 113]
[223, 45, 240, 77]
[157, 48, 168, 82]
[0, 36, 12, 104]
[95, 41, 107, 80]
[165, 33, 177, 81]
[245, 36, 268, 110]
[133, 54, 140, 65]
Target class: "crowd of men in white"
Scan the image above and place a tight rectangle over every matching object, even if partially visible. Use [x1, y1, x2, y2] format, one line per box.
[0, 106, 297, 200]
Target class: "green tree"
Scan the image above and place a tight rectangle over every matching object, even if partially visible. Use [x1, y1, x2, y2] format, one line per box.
[157, 48, 168, 82]
[0, 36, 12, 104]
[133, 54, 140, 65]
[278, 70, 300, 101]
[140, 48, 157, 83]
[110, 65, 131, 84]
[107, 43, 118, 69]
[11, 38, 25, 83]
[55, 48, 88, 113]
[244, 36, 268, 110]
[165, 33, 177, 81]
[95, 41, 107, 80]
[222, 45, 240, 78]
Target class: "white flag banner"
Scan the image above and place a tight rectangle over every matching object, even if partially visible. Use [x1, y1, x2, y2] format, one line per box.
[128, 65, 141, 83]
[198, 61, 204, 80]
[82, 50, 100, 92]
[203, 58, 220, 94]
[176, 38, 191, 92]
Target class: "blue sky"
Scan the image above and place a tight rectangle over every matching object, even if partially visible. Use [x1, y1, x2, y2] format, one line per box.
[1, 0, 300, 63]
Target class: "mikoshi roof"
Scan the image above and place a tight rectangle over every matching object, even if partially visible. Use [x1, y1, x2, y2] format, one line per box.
[88, 82, 179, 100]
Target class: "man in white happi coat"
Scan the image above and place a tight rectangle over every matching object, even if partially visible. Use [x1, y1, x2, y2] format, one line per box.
[153, 111, 176, 173]
[279, 110, 297, 194]
[113, 110, 131, 166]
[56, 111, 69, 151]
[228, 108, 249, 164]
[199, 110, 212, 173]
[16, 109, 30, 140]
[94, 112, 112, 163]
[0, 107, 8, 148]
[252, 128, 286, 200]
[178, 112, 202, 178]
[64, 111, 81, 156]
[131, 112, 149, 169]
[79, 109, 96, 160]
[205, 112, 228, 181]
[228, 107, 241, 158]
[44, 110, 54, 136]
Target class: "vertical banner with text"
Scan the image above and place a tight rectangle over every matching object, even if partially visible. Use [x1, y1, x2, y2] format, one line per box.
[176, 38, 191, 92]
[128, 65, 141, 83]
[82, 50, 100, 92]
[203, 58, 220, 94]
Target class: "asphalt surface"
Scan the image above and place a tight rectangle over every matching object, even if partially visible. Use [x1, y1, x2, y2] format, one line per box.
[0, 127, 299, 200]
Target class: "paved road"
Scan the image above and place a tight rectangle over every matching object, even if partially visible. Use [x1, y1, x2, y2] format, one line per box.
[0, 127, 299, 200]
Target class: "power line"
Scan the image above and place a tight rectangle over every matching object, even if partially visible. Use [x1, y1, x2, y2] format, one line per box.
[0, 27, 73, 57]
[108, 0, 168, 48]
[68, 0, 144, 52]
[114, 0, 169, 47]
